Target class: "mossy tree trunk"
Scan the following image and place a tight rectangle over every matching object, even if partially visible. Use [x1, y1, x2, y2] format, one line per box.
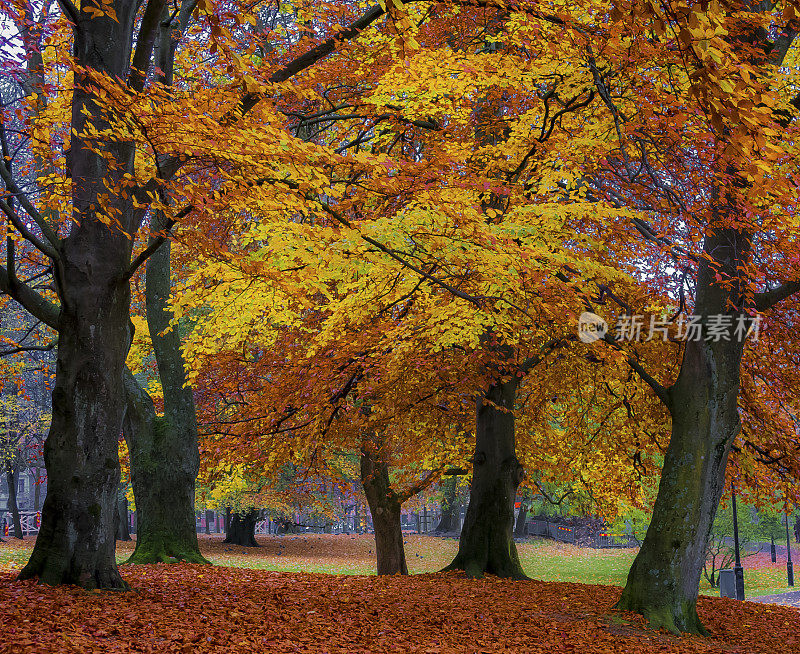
[615, 227, 749, 635]
[360, 441, 408, 576]
[224, 509, 260, 547]
[118, 2, 205, 567]
[122, 369, 207, 564]
[445, 376, 527, 579]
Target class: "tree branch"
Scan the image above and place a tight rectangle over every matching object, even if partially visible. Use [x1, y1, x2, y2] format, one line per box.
[0, 266, 60, 329]
[519, 337, 567, 374]
[129, 0, 169, 93]
[397, 467, 444, 504]
[623, 348, 671, 407]
[0, 339, 57, 357]
[0, 198, 58, 261]
[229, 5, 388, 121]
[124, 207, 190, 280]
[754, 281, 800, 312]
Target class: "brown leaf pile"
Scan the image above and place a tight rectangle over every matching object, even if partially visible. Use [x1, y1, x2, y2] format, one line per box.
[1, 563, 799, 653]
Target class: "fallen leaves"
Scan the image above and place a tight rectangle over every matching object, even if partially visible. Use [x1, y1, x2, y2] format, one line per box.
[0, 557, 799, 652]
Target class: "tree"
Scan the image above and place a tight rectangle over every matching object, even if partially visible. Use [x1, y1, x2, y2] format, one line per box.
[562, 4, 800, 634]
[0, 0, 406, 588]
[0, 390, 50, 540]
[703, 496, 772, 588]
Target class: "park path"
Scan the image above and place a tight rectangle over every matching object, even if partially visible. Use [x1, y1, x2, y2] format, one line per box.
[749, 590, 800, 608]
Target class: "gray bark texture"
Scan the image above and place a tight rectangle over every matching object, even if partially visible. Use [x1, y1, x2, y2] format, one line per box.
[615, 227, 749, 634]
[360, 443, 408, 575]
[19, 2, 142, 589]
[445, 375, 527, 579]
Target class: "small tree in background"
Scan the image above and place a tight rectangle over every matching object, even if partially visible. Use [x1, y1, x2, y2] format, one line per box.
[703, 500, 783, 588]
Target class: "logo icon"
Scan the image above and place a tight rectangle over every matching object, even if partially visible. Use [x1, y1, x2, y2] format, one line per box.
[578, 312, 608, 343]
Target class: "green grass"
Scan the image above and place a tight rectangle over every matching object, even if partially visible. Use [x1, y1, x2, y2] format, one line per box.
[2, 533, 798, 599]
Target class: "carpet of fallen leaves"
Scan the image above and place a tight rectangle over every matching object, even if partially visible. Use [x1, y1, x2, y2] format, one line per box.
[2, 536, 800, 652]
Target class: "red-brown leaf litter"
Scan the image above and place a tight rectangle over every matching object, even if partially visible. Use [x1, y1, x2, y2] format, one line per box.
[1, 550, 800, 653]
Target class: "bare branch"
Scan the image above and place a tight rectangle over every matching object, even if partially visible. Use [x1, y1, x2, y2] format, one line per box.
[398, 467, 444, 504]
[0, 197, 58, 260]
[0, 265, 60, 329]
[125, 206, 191, 280]
[754, 281, 800, 312]
[0, 339, 57, 357]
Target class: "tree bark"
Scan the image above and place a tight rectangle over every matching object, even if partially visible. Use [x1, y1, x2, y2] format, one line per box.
[514, 501, 529, 538]
[16, 0, 143, 591]
[5, 465, 22, 539]
[434, 477, 459, 533]
[119, 143, 205, 563]
[122, 369, 207, 563]
[32, 468, 41, 512]
[115, 482, 131, 542]
[224, 509, 260, 547]
[360, 443, 408, 575]
[445, 376, 528, 579]
[615, 227, 749, 635]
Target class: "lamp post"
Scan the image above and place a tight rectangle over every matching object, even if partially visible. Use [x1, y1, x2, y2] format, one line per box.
[731, 485, 745, 600]
[787, 513, 795, 587]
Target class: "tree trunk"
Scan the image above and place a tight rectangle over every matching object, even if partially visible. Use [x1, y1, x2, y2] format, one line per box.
[17, 1, 141, 591]
[122, 370, 207, 563]
[224, 509, 260, 546]
[514, 502, 529, 538]
[120, 9, 206, 563]
[5, 465, 22, 539]
[360, 444, 407, 575]
[32, 468, 41, 512]
[115, 483, 131, 542]
[434, 476, 459, 533]
[615, 227, 748, 635]
[205, 510, 214, 535]
[445, 376, 527, 579]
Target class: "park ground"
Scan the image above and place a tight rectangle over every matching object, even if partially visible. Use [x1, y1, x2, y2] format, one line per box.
[1, 535, 799, 652]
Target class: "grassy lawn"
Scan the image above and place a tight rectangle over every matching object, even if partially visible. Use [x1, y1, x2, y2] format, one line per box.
[2, 533, 798, 598]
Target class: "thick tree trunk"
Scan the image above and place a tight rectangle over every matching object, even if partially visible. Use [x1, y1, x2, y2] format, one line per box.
[615, 228, 748, 635]
[17, 1, 140, 591]
[224, 509, 260, 546]
[19, 250, 134, 588]
[445, 376, 527, 579]
[119, 9, 205, 566]
[360, 444, 407, 575]
[434, 477, 459, 533]
[122, 370, 207, 563]
[5, 465, 22, 539]
[205, 510, 213, 535]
